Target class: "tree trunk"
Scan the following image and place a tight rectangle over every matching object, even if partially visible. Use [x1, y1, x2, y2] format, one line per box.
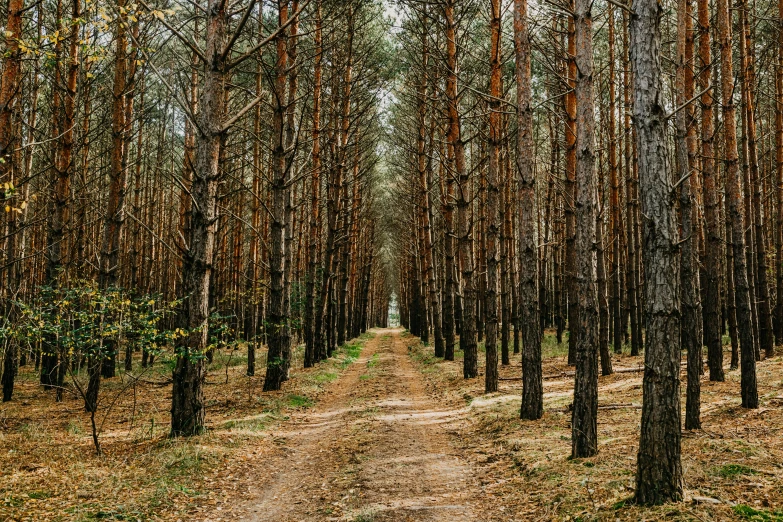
[739, 2, 773, 359]
[776, 0, 783, 347]
[564, 11, 578, 366]
[416, 18, 432, 347]
[483, 0, 502, 394]
[596, 210, 613, 376]
[699, 0, 724, 381]
[571, 0, 599, 458]
[632, 0, 684, 502]
[676, 0, 702, 430]
[171, 0, 226, 436]
[0, 0, 24, 403]
[716, 0, 758, 409]
[444, 0, 477, 379]
[96, 0, 130, 390]
[608, 6, 622, 355]
[441, 136, 457, 361]
[514, 0, 542, 418]
[264, 0, 292, 391]
[304, 0, 323, 368]
[623, 12, 642, 357]
[775, 0, 783, 345]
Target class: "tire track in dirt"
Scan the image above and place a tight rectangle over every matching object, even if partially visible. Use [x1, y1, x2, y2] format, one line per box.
[235, 328, 478, 521]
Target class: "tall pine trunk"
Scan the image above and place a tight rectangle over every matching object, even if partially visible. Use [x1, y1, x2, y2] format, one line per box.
[484, 0, 502, 393]
[676, 0, 702, 430]
[632, 0, 684, 502]
[700, 0, 724, 381]
[264, 1, 292, 391]
[571, 0, 599, 458]
[514, 0, 542, 419]
[717, 0, 758, 408]
[171, 0, 226, 435]
[445, 0, 477, 379]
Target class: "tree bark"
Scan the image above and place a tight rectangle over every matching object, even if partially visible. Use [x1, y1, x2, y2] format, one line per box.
[264, 0, 292, 391]
[608, 7, 622, 356]
[484, 0, 502, 393]
[304, 0, 323, 368]
[776, 0, 783, 347]
[514, 0, 542, 418]
[699, 0, 724, 381]
[0, 0, 24, 403]
[564, 11, 578, 366]
[444, 0, 477, 379]
[716, 0, 758, 409]
[571, 0, 599, 458]
[171, 0, 226, 436]
[632, 0, 684, 502]
[676, 0, 702, 430]
[739, 1, 773, 359]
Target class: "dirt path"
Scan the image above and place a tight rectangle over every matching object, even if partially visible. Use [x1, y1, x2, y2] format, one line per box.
[235, 328, 478, 521]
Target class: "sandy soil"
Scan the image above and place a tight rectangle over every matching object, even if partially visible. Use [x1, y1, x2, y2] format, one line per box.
[229, 328, 479, 521]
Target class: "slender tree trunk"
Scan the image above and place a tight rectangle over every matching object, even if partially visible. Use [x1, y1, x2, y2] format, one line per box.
[571, 0, 599, 458]
[623, 12, 642, 357]
[632, 0, 684, 502]
[171, 0, 226, 435]
[699, 0, 724, 381]
[514, 0, 542, 418]
[97, 0, 130, 384]
[676, 0, 702, 430]
[775, 0, 783, 347]
[46, 0, 80, 401]
[484, 0, 502, 393]
[500, 144, 512, 366]
[608, 6, 622, 355]
[445, 0, 477, 379]
[441, 136, 457, 361]
[596, 208, 613, 376]
[727, 205, 740, 369]
[264, 0, 292, 391]
[304, 0, 323, 368]
[739, 2, 773, 358]
[416, 17, 432, 347]
[565, 11, 578, 366]
[0, 0, 24, 403]
[716, 0, 758, 408]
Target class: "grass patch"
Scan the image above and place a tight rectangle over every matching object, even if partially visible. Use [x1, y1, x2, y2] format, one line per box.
[306, 333, 375, 386]
[67, 419, 84, 435]
[161, 444, 211, 477]
[360, 353, 381, 381]
[542, 331, 568, 358]
[410, 345, 439, 366]
[287, 394, 313, 408]
[341, 342, 362, 363]
[313, 370, 338, 383]
[207, 352, 249, 371]
[716, 463, 757, 478]
[733, 505, 783, 521]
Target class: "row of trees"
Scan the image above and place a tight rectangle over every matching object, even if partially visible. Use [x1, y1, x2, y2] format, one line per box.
[0, 0, 395, 435]
[389, 0, 782, 505]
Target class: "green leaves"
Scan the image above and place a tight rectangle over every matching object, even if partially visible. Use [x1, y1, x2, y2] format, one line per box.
[0, 282, 180, 362]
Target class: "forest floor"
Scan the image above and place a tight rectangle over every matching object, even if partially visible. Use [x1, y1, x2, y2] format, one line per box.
[1, 328, 783, 521]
